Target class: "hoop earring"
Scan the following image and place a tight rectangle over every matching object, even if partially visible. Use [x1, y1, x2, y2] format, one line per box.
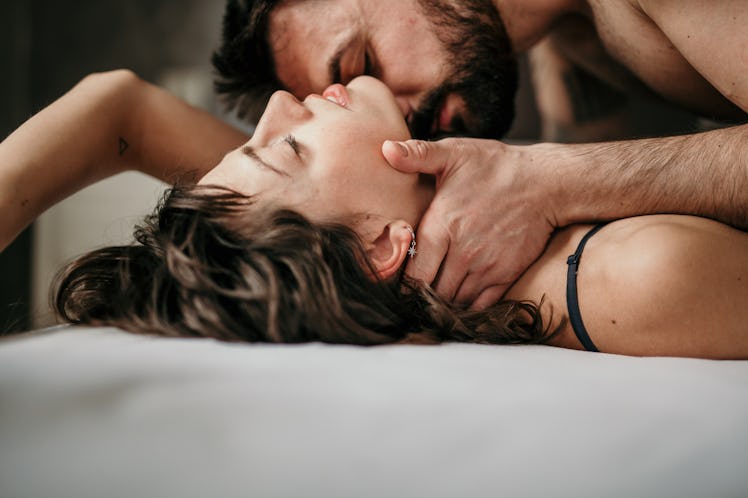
[406, 226, 417, 258]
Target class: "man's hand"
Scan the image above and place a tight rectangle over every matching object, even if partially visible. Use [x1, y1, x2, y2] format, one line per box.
[383, 138, 557, 309]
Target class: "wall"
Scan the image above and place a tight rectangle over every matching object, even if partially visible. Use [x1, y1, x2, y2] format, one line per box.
[0, 0, 33, 334]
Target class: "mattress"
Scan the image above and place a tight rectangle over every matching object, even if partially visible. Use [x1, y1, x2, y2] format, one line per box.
[1, 326, 747, 498]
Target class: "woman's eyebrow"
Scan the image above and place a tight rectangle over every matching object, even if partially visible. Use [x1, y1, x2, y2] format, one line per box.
[241, 145, 289, 177]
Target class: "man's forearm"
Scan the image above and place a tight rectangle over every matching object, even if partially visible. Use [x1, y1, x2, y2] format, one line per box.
[538, 124, 748, 229]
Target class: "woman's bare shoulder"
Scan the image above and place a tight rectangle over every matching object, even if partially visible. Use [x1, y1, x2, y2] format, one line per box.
[569, 215, 747, 358]
[508, 215, 748, 358]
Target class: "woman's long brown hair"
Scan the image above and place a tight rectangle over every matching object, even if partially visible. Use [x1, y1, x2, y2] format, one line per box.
[53, 186, 562, 346]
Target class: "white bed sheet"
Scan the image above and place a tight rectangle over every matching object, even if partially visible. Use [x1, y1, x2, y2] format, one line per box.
[1, 326, 747, 498]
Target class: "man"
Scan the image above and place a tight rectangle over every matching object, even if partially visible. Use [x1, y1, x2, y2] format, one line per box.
[213, 0, 748, 308]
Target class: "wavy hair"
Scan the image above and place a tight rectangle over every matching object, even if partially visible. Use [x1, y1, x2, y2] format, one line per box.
[53, 186, 562, 346]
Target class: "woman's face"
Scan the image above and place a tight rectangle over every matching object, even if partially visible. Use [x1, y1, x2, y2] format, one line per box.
[200, 76, 434, 231]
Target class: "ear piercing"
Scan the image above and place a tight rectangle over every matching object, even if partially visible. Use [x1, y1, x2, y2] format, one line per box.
[406, 226, 417, 258]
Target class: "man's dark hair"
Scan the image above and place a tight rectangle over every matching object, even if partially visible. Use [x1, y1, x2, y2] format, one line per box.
[212, 0, 281, 122]
[213, 0, 518, 138]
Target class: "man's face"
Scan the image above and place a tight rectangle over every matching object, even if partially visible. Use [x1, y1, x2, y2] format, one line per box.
[267, 0, 518, 139]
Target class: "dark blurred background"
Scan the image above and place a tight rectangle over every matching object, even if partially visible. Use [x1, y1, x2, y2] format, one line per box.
[0, 0, 703, 333]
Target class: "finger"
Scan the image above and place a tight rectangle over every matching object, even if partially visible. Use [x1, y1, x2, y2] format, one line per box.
[404, 210, 450, 285]
[432, 247, 469, 301]
[453, 270, 487, 305]
[470, 285, 508, 311]
[382, 139, 454, 175]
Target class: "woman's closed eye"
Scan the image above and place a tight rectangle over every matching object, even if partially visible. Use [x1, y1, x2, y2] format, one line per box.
[283, 134, 301, 157]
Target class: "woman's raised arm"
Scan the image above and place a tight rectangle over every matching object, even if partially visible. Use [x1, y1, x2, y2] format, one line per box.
[0, 69, 249, 251]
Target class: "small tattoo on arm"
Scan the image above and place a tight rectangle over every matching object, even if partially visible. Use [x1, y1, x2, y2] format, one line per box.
[119, 137, 129, 156]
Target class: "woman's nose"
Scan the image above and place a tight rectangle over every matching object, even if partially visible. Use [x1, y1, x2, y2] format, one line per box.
[268, 90, 313, 120]
[255, 91, 312, 139]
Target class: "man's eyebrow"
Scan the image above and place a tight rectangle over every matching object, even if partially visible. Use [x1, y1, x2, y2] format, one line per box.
[241, 145, 289, 177]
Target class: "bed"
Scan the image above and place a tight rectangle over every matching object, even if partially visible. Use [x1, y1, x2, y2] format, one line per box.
[1, 326, 747, 498]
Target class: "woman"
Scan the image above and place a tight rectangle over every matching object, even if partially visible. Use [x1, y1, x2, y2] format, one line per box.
[2, 72, 747, 358]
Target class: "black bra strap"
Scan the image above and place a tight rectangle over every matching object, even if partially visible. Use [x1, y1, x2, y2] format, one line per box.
[566, 225, 606, 353]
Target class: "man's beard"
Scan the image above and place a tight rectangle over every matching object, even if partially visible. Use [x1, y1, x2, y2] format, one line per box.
[410, 0, 518, 139]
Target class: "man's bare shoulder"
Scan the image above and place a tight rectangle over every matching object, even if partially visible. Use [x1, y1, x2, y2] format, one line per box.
[630, 0, 748, 115]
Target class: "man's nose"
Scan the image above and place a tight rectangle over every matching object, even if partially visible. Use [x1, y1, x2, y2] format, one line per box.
[395, 96, 412, 119]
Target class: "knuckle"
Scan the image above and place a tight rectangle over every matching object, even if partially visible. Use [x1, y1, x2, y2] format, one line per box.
[463, 244, 482, 266]
[445, 214, 461, 235]
[422, 210, 450, 234]
[457, 251, 473, 269]
[430, 203, 452, 224]
[441, 137, 459, 148]
[418, 226, 445, 248]
[414, 223, 445, 250]
[443, 138, 464, 163]
[412, 140, 430, 160]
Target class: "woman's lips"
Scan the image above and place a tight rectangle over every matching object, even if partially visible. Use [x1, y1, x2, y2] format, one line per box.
[322, 83, 350, 108]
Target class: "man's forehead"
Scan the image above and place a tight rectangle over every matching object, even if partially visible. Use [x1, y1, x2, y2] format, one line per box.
[268, 0, 363, 97]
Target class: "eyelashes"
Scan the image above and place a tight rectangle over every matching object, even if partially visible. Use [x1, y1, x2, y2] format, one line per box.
[283, 134, 300, 156]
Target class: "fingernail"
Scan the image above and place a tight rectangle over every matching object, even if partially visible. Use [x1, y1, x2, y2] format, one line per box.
[386, 140, 408, 158]
[398, 142, 409, 157]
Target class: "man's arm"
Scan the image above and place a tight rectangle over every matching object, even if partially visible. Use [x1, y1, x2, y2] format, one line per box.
[546, 124, 748, 229]
[0, 70, 249, 251]
[384, 122, 748, 308]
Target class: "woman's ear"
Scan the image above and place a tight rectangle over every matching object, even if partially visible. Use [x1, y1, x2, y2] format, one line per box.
[367, 221, 414, 280]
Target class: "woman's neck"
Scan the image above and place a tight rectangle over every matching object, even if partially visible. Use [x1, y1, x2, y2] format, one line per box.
[493, 0, 588, 52]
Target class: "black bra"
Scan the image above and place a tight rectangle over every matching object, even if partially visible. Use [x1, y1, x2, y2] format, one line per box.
[566, 225, 606, 353]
